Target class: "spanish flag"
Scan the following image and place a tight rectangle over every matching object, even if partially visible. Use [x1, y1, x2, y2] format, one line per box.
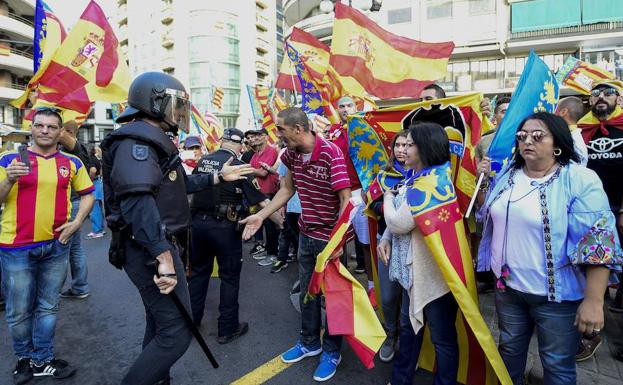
[349, 94, 490, 213]
[555, 56, 616, 95]
[14, 0, 129, 121]
[330, 2, 454, 99]
[406, 162, 511, 385]
[255, 86, 280, 145]
[308, 200, 386, 369]
[275, 27, 331, 91]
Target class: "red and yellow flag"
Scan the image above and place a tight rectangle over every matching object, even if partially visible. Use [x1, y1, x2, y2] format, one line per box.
[13, 0, 129, 128]
[406, 163, 511, 385]
[555, 56, 615, 95]
[255, 86, 279, 144]
[190, 104, 222, 152]
[308, 200, 386, 369]
[349, 93, 490, 212]
[275, 27, 331, 92]
[330, 2, 454, 99]
[212, 87, 224, 110]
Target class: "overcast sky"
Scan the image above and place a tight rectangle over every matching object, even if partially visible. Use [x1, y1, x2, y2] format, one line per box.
[45, 0, 116, 30]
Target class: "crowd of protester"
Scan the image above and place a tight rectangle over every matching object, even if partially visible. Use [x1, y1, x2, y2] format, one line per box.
[1, 78, 623, 385]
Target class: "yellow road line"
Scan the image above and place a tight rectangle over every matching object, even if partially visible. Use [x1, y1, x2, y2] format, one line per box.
[230, 354, 291, 385]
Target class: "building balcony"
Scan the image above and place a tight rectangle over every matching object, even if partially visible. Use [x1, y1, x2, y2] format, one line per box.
[118, 2, 127, 17]
[0, 12, 34, 40]
[162, 55, 175, 72]
[0, 47, 33, 76]
[256, 37, 270, 53]
[161, 31, 174, 48]
[256, 0, 268, 9]
[290, 12, 332, 42]
[284, 0, 320, 28]
[255, 60, 270, 75]
[255, 13, 270, 31]
[0, 82, 26, 102]
[5, 0, 35, 16]
[161, 5, 173, 24]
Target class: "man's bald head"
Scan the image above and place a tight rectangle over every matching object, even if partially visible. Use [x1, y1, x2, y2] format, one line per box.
[556, 96, 585, 125]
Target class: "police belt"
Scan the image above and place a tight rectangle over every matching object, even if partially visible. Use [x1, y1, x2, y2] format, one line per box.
[192, 203, 242, 222]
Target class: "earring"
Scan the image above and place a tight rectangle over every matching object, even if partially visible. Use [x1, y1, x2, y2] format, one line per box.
[553, 148, 562, 157]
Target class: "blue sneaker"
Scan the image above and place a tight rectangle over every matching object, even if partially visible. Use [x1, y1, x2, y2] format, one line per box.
[313, 351, 341, 382]
[281, 342, 322, 363]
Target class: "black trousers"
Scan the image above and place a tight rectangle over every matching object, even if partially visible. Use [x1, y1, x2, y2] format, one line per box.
[121, 239, 192, 385]
[188, 214, 242, 337]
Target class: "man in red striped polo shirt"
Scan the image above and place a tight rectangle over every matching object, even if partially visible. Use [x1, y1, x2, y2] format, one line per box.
[0, 108, 94, 382]
[241, 107, 352, 382]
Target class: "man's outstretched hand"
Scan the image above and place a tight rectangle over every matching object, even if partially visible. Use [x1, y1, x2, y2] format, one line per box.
[239, 214, 263, 240]
[221, 158, 255, 181]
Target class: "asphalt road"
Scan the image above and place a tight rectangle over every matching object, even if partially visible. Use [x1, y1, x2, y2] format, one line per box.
[0, 227, 433, 385]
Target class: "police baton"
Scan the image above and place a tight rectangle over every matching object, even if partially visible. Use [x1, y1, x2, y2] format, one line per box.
[149, 261, 219, 368]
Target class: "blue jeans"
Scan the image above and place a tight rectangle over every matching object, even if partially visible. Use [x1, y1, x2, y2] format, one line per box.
[298, 234, 342, 352]
[66, 200, 89, 294]
[90, 179, 104, 233]
[391, 291, 459, 385]
[377, 257, 401, 336]
[0, 240, 71, 364]
[496, 288, 580, 385]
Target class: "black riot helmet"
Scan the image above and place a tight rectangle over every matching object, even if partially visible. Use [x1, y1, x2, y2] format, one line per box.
[116, 72, 191, 133]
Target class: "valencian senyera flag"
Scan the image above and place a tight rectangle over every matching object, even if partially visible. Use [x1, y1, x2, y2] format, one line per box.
[187, 104, 221, 153]
[348, 93, 491, 213]
[255, 86, 280, 145]
[307, 200, 386, 369]
[555, 56, 615, 95]
[405, 162, 511, 385]
[34, 0, 67, 73]
[488, 50, 559, 172]
[275, 27, 330, 92]
[13, 0, 130, 127]
[330, 2, 454, 99]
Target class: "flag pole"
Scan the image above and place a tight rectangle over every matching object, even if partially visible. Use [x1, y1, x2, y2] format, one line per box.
[464, 172, 484, 218]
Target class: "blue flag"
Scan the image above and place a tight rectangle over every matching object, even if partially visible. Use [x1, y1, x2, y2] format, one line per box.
[33, 0, 48, 73]
[285, 42, 324, 115]
[487, 50, 559, 172]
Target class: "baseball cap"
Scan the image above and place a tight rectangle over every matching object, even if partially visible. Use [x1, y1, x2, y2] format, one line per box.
[591, 79, 623, 92]
[184, 136, 202, 149]
[222, 128, 244, 143]
[244, 128, 268, 138]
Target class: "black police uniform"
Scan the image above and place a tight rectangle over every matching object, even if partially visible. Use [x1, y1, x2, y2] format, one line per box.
[188, 146, 266, 338]
[101, 120, 218, 385]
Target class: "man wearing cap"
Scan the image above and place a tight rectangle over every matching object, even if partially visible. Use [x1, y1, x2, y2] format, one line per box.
[245, 128, 280, 263]
[181, 136, 203, 175]
[578, 79, 623, 316]
[188, 128, 276, 343]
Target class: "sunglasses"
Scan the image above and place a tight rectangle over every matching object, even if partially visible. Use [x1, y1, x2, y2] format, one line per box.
[590, 87, 619, 97]
[515, 130, 550, 143]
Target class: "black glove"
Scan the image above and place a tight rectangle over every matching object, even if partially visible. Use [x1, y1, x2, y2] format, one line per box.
[108, 230, 126, 270]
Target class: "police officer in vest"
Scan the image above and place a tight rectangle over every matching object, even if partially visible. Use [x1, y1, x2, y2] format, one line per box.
[101, 72, 253, 385]
[189, 127, 277, 343]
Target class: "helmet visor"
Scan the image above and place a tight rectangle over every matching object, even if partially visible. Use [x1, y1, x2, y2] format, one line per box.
[165, 88, 190, 133]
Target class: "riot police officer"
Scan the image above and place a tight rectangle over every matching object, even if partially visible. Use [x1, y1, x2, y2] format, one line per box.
[101, 72, 253, 385]
[188, 128, 270, 344]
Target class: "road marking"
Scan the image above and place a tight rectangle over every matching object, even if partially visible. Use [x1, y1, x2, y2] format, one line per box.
[230, 354, 290, 385]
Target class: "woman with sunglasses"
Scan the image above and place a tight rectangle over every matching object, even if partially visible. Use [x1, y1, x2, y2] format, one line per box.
[477, 112, 623, 385]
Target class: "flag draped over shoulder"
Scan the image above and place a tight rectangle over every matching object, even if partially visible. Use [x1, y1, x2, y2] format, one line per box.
[348, 93, 489, 212]
[275, 27, 331, 91]
[488, 50, 559, 172]
[307, 200, 386, 370]
[330, 2, 454, 99]
[14, 0, 130, 126]
[34, 0, 67, 73]
[555, 56, 615, 95]
[578, 105, 623, 143]
[406, 162, 511, 385]
[255, 86, 279, 144]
